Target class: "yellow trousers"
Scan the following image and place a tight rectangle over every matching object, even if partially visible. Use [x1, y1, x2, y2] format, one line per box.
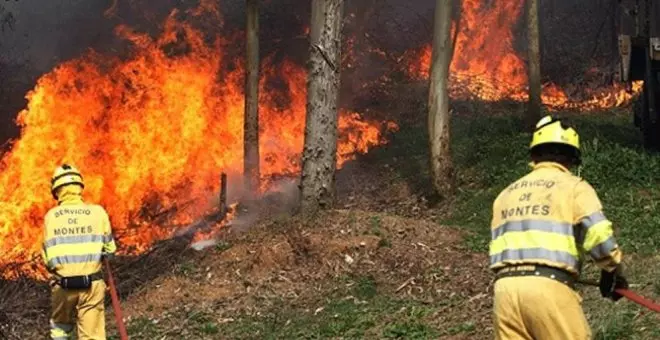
[50, 280, 107, 340]
[493, 276, 591, 340]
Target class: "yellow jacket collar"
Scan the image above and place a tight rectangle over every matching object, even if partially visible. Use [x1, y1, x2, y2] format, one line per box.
[529, 161, 571, 173]
[57, 185, 84, 205]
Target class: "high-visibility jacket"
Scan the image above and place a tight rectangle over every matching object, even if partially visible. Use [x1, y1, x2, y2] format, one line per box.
[489, 162, 623, 275]
[41, 186, 117, 277]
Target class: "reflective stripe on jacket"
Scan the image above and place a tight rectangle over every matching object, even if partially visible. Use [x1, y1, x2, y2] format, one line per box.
[41, 185, 117, 277]
[489, 162, 623, 275]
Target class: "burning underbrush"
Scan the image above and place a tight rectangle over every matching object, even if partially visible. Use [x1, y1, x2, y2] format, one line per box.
[0, 4, 397, 280]
[0, 0, 645, 282]
[405, 44, 642, 111]
[400, 0, 642, 110]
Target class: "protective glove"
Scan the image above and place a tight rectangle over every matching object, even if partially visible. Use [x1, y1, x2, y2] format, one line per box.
[599, 269, 629, 301]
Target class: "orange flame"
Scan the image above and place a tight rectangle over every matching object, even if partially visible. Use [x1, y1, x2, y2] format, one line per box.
[0, 8, 396, 279]
[406, 0, 643, 110]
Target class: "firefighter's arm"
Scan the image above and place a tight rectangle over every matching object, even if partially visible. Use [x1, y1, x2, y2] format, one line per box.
[41, 215, 57, 275]
[41, 215, 49, 265]
[41, 244, 48, 268]
[101, 208, 117, 259]
[573, 181, 623, 273]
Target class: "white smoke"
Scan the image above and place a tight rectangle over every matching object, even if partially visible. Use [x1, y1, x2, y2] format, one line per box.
[189, 176, 301, 250]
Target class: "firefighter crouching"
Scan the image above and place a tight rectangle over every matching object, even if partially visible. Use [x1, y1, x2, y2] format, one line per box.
[489, 116, 629, 339]
[41, 164, 117, 340]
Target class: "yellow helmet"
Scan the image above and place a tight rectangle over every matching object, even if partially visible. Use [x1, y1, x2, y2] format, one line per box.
[530, 115, 580, 151]
[51, 164, 84, 199]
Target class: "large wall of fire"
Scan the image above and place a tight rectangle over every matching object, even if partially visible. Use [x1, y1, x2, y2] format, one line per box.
[0, 0, 638, 279]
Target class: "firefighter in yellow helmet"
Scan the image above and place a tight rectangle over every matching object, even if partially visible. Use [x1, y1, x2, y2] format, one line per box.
[489, 116, 628, 339]
[41, 164, 117, 340]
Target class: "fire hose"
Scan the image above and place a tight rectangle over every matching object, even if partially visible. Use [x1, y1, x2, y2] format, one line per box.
[577, 279, 660, 312]
[104, 257, 129, 340]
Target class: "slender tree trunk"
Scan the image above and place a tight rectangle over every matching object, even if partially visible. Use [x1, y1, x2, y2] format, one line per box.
[526, 0, 542, 131]
[610, 0, 618, 80]
[243, 0, 260, 197]
[299, 0, 344, 217]
[428, 0, 454, 196]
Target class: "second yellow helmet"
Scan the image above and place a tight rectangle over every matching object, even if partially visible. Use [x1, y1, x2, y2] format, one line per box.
[530, 115, 580, 151]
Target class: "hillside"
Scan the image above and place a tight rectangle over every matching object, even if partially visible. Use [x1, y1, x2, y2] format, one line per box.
[3, 109, 660, 340]
[1, 1, 657, 339]
[102, 110, 660, 339]
[113, 210, 489, 339]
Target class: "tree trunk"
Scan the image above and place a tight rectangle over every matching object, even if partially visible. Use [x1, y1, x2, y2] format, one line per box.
[299, 0, 344, 217]
[526, 0, 542, 131]
[428, 0, 454, 196]
[610, 0, 618, 77]
[243, 0, 260, 198]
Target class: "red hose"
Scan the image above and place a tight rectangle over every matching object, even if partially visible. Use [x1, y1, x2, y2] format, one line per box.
[615, 288, 660, 312]
[104, 258, 129, 340]
[578, 279, 660, 312]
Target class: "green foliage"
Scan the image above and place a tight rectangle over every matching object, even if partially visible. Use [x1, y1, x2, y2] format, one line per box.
[119, 310, 225, 339]
[123, 316, 159, 339]
[352, 275, 378, 300]
[444, 115, 530, 250]
[173, 260, 198, 276]
[198, 321, 220, 335]
[446, 321, 477, 335]
[218, 297, 440, 339]
[215, 240, 232, 252]
[592, 308, 636, 340]
[369, 215, 383, 236]
[382, 321, 438, 339]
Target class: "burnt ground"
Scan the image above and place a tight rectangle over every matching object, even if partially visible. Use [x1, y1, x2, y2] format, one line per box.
[3, 107, 660, 339]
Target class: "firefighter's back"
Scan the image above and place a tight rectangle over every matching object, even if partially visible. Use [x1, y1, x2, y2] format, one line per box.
[44, 196, 113, 340]
[489, 163, 591, 340]
[490, 163, 582, 272]
[44, 165, 118, 339]
[44, 202, 112, 278]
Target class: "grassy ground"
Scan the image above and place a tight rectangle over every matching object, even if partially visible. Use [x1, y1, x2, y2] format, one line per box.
[115, 108, 660, 339]
[368, 109, 660, 339]
[123, 283, 446, 339]
[445, 109, 660, 255]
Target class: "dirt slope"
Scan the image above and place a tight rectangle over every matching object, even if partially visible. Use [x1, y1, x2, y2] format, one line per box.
[109, 209, 492, 339]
